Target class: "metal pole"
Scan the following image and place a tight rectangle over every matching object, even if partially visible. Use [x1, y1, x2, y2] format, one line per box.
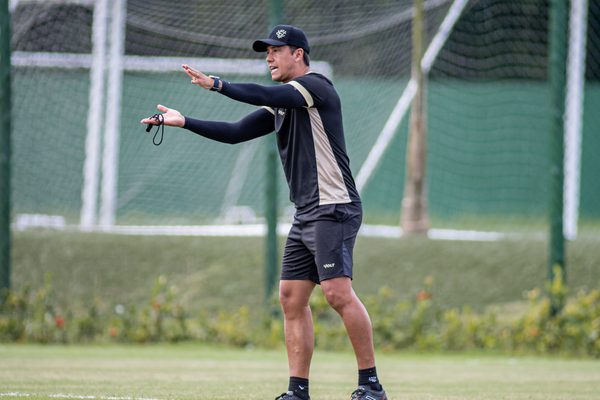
[81, 0, 109, 230]
[265, 138, 278, 305]
[0, 0, 11, 297]
[563, 0, 589, 240]
[548, 0, 568, 307]
[264, 0, 282, 305]
[401, 0, 429, 235]
[99, 0, 126, 229]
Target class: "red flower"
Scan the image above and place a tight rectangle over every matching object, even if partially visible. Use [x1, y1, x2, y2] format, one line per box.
[55, 316, 65, 328]
[416, 291, 433, 301]
[109, 327, 118, 337]
[530, 327, 539, 338]
[152, 301, 161, 310]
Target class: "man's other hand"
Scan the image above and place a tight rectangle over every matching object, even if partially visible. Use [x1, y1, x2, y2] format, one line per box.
[141, 105, 185, 128]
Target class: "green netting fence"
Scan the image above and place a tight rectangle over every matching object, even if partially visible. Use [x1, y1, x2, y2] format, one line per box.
[7, 0, 600, 236]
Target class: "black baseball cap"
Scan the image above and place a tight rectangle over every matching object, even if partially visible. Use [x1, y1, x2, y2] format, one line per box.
[252, 25, 310, 55]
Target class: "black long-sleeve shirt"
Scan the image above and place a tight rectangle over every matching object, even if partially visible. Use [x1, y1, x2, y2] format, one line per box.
[183, 73, 360, 212]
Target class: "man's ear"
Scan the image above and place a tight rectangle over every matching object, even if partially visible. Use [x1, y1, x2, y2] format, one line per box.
[295, 48, 304, 63]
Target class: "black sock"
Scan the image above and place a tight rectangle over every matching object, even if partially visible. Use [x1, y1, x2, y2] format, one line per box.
[289, 377, 309, 400]
[358, 367, 382, 391]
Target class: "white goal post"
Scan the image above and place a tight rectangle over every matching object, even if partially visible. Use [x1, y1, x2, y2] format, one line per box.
[564, 0, 589, 240]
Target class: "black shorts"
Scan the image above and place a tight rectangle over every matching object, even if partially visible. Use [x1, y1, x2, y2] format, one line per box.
[281, 202, 362, 284]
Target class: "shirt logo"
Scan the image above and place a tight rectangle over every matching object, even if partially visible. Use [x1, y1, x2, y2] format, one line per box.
[278, 109, 285, 116]
[323, 263, 335, 268]
[276, 29, 287, 39]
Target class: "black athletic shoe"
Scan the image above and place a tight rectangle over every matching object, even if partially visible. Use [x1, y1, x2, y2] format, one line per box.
[350, 386, 387, 400]
[275, 391, 310, 400]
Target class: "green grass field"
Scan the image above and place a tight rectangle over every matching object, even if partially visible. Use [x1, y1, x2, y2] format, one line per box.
[11, 230, 600, 316]
[1, 344, 599, 400]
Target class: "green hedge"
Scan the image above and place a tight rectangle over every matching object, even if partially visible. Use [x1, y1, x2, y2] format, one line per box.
[1, 270, 599, 357]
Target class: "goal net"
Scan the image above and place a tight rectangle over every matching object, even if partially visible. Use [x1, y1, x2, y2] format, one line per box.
[355, 0, 600, 237]
[9, 0, 600, 238]
[10, 0, 452, 230]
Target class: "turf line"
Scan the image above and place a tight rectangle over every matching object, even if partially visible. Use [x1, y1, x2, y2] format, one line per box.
[0, 394, 165, 400]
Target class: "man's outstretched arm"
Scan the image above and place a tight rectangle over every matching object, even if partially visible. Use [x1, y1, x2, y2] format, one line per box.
[183, 64, 307, 109]
[183, 108, 274, 144]
[141, 105, 275, 145]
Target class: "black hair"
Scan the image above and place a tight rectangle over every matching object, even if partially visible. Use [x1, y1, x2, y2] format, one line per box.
[288, 45, 310, 67]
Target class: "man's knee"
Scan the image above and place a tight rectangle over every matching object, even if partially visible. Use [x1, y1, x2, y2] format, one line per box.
[321, 276, 355, 311]
[323, 286, 353, 312]
[279, 286, 296, 310]
[279, 280, 314, 316]
[280, 294, 309, 319]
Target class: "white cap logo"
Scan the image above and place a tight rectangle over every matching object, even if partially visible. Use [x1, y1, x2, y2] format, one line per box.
[276, 29, 287, 39]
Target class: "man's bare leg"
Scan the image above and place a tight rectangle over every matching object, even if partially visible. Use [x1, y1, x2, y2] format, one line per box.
[279, 279, 317, 379]
[320, 276, 387, 399]
[320, 276, 375, 369]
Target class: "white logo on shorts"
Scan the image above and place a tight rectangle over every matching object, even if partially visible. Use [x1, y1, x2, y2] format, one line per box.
[323, 263, 335, 268]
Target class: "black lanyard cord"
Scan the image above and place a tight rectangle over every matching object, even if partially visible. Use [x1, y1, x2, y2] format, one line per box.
[145, 114, 165, 146]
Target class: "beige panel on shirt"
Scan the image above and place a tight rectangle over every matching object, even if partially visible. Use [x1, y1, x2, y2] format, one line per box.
[307, 108, 351, 205]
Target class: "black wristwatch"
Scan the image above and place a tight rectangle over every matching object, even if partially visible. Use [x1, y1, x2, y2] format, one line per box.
[209, 75, 221, 92]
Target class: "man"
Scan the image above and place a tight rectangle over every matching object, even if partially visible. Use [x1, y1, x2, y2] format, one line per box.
[142, 25, 387, 400]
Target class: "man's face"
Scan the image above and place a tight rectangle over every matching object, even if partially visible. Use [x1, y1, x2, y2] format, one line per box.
[266, 45, 301, 83]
